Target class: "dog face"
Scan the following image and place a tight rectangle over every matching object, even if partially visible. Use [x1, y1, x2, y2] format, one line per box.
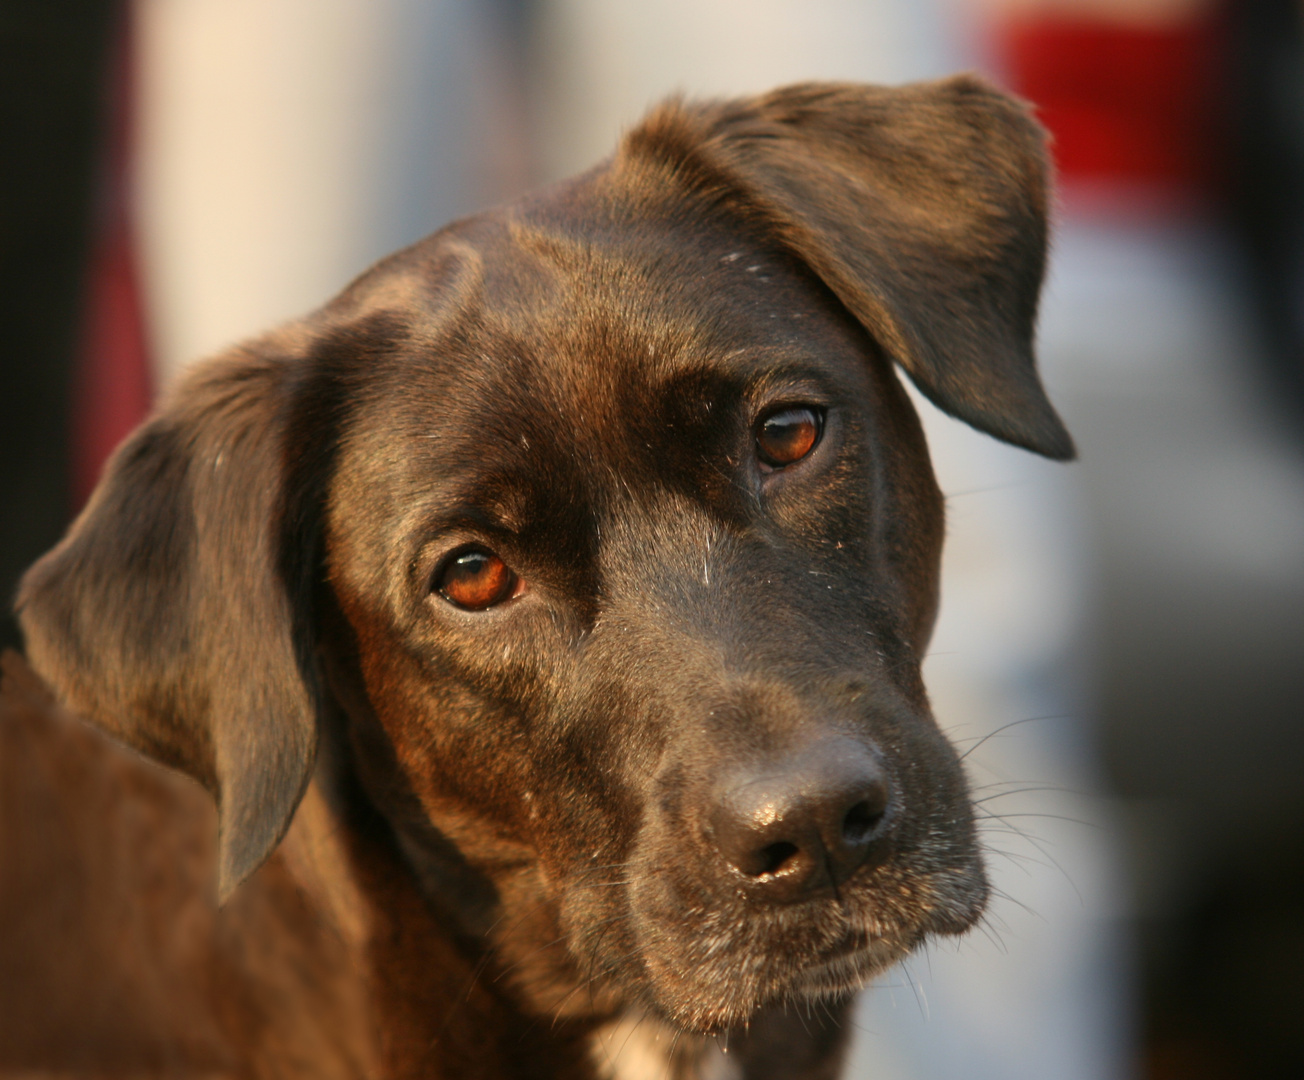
[321, 206, 974, 1031]
[18, 78, 1072, 1035]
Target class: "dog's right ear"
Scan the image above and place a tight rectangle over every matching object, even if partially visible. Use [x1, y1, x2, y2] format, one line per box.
[17, 333, 326, 900]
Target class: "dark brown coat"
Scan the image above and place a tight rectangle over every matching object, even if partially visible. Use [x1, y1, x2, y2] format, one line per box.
[4, 76, 1071, 1079]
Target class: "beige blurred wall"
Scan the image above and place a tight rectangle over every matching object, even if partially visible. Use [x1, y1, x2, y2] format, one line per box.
[528, 0, 967, 182]
[133, 0, 528, 383]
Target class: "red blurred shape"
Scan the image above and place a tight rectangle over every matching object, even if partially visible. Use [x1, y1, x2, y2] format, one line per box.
[74, 220, 152, 509]
[73, 5, 152, 509]
[999, 13, 1221, 191]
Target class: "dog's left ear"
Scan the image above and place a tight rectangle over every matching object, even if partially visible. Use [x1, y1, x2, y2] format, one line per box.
[624, 75, 1073, 459]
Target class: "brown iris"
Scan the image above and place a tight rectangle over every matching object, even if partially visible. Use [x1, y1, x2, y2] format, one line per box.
[756, 406, 823, 469]
[436, 547, 519, 610]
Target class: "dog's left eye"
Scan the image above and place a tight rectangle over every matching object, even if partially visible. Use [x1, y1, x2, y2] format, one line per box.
[756, 406, 824, 469]
[435, 547, 521, 610]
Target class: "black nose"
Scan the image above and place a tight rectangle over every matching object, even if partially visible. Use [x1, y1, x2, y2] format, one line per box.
[710, 740, 892, 902]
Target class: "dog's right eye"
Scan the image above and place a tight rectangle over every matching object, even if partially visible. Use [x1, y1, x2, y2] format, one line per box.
[435, 547, 521, 610]
[755, 405, 824, 470]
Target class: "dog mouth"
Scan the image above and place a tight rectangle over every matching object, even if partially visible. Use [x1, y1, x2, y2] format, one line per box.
[500, 791, 987, 1035]
[535, 706, 990, 1033]
[788, 929, 917, 999]
[607, 863, 985, 1034]
[632, 916, 921, 1034]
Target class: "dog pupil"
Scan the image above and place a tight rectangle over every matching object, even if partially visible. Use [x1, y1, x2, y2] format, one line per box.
[454, 552, 490, 577]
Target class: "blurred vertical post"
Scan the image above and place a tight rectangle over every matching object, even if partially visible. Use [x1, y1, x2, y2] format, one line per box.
[132, 0, 531, 385]
[0, 1, 117, 651]
[73, 2, 153, 509]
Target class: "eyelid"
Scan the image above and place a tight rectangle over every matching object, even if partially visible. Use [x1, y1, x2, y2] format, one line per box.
[744, 367, 834, 410]
[410, 511, 519, 586]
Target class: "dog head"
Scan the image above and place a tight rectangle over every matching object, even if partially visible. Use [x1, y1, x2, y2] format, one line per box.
[19, 77, 1070, 1033]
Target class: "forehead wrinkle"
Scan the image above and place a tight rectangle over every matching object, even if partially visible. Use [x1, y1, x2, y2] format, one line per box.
[502, 214, 740, 370]
[498, 201, 855, 414]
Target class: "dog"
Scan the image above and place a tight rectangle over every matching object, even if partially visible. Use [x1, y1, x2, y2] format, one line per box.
[4, 75, 1072, 1079]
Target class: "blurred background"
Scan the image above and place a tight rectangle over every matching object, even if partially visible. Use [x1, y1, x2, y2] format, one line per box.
[3, 1, 1302, 1077]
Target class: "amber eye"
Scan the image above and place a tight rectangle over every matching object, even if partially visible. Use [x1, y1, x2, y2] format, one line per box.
[756, 406, 823, 469]
[435, 547, 520, 610]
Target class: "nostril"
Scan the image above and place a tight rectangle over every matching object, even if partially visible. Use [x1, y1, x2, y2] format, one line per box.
[841, 798, 884, 845]
[756, 841, 799, 876]
[710, 742, 892, 899]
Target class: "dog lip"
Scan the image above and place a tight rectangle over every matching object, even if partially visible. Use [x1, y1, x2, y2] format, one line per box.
[789, 932, 914, 998]
[637, 921, 917, 1032]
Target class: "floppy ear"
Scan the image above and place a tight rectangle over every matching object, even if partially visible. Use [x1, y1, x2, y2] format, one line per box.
[624, 75, 1073, 459]
[17, 337, 320, 900]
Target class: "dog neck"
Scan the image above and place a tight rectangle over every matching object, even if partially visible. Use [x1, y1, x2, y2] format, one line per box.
[275, 774, 611, 1078]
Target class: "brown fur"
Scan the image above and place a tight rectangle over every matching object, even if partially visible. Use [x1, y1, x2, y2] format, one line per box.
[3, 76, 1071, 1078]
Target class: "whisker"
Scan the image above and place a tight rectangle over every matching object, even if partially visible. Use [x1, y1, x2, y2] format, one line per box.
[975, 811, 1083, 901]
[971, 784, 1080, 804]
[610, 1008, 650, 1074]
[971, 914, 1010, 954]
[986, 885, 1045, 923]
[956, 714, 1070, 762]
[982, 844, 1056, 876]
[667, 1027, 685, 1077]
[979, 810, 1099, 828]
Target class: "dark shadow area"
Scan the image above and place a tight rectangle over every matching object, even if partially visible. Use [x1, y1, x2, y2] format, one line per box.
[0, 2, 116, 650]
